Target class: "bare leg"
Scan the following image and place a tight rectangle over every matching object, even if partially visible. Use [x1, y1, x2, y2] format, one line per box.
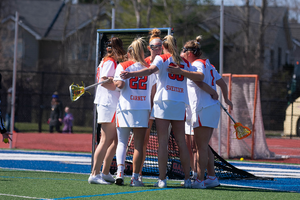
[139, 119, 154, 175]
[194, 126, 213, 181]
[155, 118, 170, 180]
[191, 135, 197, 174]
[185, 135, 194, 173]
[132, 128, 147, 174]
[171, 120, 191, 180]
[206, 147, 216, 177]
[91, 122, 116, 176]
[102, 132, 118, 175]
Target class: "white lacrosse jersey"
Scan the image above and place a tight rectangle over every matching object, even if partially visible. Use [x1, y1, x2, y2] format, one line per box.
[94, 57, 120, 107]
[114, 60, 156, 111]
[187, 59, 221, 113]
[151, 53, 198, 105]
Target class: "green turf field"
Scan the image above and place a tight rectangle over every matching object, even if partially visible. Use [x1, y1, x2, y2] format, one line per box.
[0, 169, 299, 200]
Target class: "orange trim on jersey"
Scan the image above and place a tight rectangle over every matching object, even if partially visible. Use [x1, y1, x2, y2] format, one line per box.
[145, 56, 151, 65]
[102, 57, 117, 69]
[111, 112, 116, 123]
[120, 60, 135, 70]
[198, 115, 203, 127]
[194, 59, 207, 68]
[116, 116, 119, 127]
[182, 57, 190, 68]
[159, 53, 172, 62]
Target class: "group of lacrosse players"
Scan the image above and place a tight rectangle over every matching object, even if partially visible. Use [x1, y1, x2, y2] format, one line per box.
[88, 28, 232, 189]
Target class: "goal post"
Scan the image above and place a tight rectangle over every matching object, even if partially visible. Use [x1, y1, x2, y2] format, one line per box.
[211, 74, 275, 159]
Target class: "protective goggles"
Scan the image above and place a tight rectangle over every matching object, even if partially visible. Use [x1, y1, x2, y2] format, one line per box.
[150, 44, 162, 51]
[182, 47, 198, 54]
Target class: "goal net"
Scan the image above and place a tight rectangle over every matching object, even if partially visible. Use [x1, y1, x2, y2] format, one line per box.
[210, 74, 275, 160]
[94, 28, 271, 180]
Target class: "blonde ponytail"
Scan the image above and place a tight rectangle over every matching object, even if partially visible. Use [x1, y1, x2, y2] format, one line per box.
[127, 37, 148, 66]
[162, 35, 182, 65]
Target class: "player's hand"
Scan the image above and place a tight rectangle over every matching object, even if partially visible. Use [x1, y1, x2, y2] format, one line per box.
[120, 71, 131, 79]
[225, 99, 233, 110]
[167, 64, 182, 75]
[2, 132, 12, 143]
[101, 77, 113, 85]
[211, 91, 219, 100]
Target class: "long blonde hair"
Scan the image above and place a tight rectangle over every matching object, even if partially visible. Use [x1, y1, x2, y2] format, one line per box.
[127, 37, 148, 66]
[162, 35, 182, 65]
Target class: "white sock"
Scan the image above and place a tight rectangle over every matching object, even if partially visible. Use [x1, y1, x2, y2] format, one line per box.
[133, 173, 139, 180]
[193, 172, 197, 178]
[117, 165, 124, 173]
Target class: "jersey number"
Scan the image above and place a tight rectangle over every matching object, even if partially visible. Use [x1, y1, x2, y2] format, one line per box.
[168, 63, 184, 81]
[210, 69, 215, 86]
[129, 76, 148, 90]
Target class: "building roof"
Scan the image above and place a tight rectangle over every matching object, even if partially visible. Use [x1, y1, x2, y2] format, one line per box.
[1, 0, 105, 41]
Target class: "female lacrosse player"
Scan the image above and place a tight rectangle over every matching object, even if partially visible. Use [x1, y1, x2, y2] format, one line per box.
[121, 35, 204, 188]
[138, 28, 162, 182]
[88, 37, 126, 185]
[114, 38, 156, 187]
[174, 36, 233, 189]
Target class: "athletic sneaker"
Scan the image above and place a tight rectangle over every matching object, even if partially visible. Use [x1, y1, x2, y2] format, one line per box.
[88, 174, 111, 185]
[115, 171, 124, 186]
[102, 173, 115, 183]
[191, 179, 206, 189]
[204, 176, 220, 188]
[154, 179, 167, 188]
[130, 177, 144, 187]
[138, 175, 143, 182]
[183, 179, 192, 188]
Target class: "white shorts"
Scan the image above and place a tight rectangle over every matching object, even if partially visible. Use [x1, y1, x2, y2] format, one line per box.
[185, 119, 194, 135]
[116, 110, 150, 128]
[151, 100, 186, 120]
[192, 103, 220, 129]
[97, 104, 116, 123]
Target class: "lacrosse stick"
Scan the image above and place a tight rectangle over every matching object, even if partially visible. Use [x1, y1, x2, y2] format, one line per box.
[69, 79, 110, 102]
[126, 130, 134, 154]
[219, 102, 252, 140]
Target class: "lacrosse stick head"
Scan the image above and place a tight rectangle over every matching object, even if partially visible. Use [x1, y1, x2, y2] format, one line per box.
[69, 83, 85, 102]
[234, 122, 252, 140]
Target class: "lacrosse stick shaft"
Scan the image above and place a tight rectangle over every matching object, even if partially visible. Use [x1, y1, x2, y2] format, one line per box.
[219, 102, 236, 124]
[126, 131, 134, 154]
[85, 79, 110, 90]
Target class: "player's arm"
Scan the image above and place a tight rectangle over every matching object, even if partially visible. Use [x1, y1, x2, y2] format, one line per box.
[216, 78, 233, 109]
[151, 83, 156, 108]
[193, 81, 218, 100]
[120, 65, 158, 79]
[167, 65, 204, 81]
[101, 77, 116, 91]
[114, 80, 125, 90]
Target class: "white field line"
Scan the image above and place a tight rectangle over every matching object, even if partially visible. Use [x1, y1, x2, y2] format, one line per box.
[0, 153, 91, 164]
[0, 193, 50, 199]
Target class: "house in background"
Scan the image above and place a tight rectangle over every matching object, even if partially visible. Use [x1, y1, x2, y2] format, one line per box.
[0, 0, 110, 126]
[198, 6, 293, 80]
[1, 0, 109, 73]
[197, 6, 294, 131]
